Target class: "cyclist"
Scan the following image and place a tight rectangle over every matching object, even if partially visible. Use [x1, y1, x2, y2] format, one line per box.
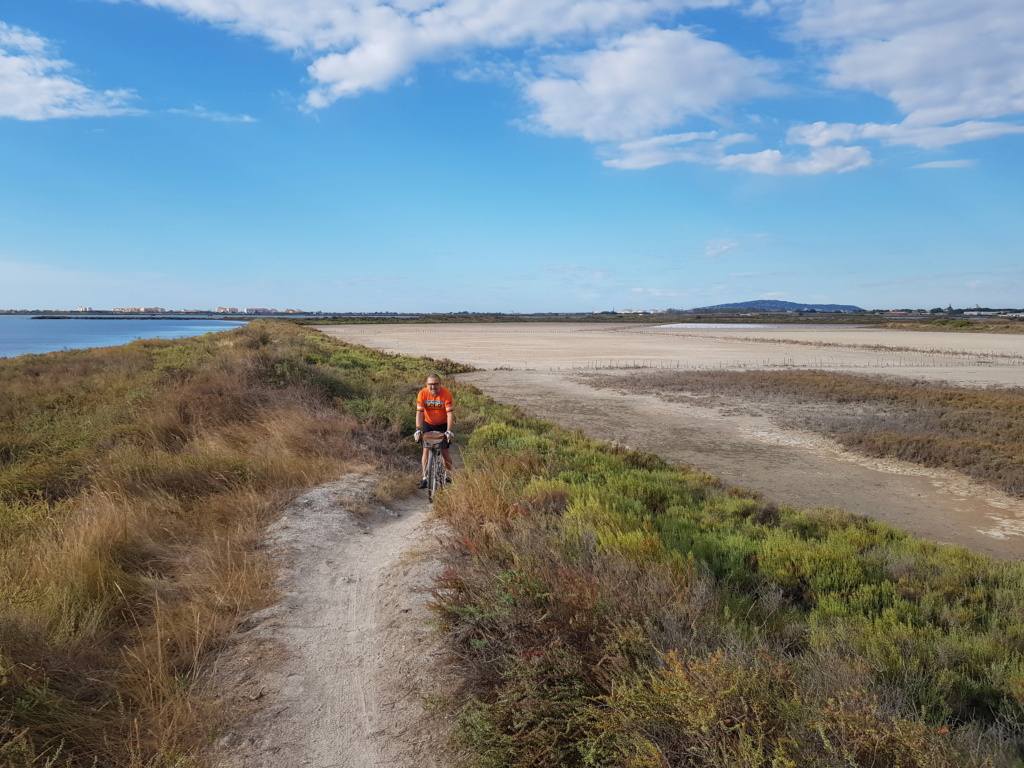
[413, 374, 454, 489]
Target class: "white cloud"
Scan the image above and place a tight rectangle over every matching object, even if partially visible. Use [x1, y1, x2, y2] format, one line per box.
[789, 120, 1024, 150]
[790, 0, 1024, 127]
[718, 144, 872, 175]
[603, 131, 753, 170]
[705, 239, 740, 259]
[305, 15, 420, 103]
[524, 26, 778, 142]
[0, 22, 136, 120]
[604, 127, 871, 174]
[168, 105, 257, 122]
[913, 159, 976, 169]
[453, 58, 521, 85]
[128, 0, 739, 107]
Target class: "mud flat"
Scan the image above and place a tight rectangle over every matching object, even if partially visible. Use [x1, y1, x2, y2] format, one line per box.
[316, 323, 1024, 559]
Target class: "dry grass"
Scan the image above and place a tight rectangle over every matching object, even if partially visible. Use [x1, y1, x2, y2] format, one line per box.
[594, 369, 1024, 498]
[0, 320, 469, 767]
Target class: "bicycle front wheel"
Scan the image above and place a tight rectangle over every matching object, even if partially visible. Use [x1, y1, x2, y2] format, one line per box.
[426, 450, 436, 501]
[428, 448, 446, 502]
[424, 449, 436, 502]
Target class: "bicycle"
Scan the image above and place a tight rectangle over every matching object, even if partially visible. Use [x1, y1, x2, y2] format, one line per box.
[422, 431, 450, 502]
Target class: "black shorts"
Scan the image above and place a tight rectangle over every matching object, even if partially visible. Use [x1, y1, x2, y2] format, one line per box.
[422, 425, 450, 449]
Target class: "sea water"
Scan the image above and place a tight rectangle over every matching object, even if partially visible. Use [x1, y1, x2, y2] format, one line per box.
[0, 315, 248, 358]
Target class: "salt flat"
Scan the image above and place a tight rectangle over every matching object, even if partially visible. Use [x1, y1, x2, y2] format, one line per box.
[316, 322, 1024, 387]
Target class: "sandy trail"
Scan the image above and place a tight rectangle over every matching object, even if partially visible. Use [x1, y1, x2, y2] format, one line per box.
[211, 475, 455, 768]
[317, 323, 1024, 560]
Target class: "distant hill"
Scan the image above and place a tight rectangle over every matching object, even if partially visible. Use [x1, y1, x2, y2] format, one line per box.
[693, 299, 865, 313]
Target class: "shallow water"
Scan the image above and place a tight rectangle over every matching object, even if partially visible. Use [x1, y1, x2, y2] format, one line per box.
[0, 315, 248, 358]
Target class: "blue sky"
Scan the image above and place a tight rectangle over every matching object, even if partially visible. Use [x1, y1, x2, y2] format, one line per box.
[1, 0, 1022, 312]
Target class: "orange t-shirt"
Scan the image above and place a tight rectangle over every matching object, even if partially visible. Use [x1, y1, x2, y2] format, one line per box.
[416, 385, 454, 428]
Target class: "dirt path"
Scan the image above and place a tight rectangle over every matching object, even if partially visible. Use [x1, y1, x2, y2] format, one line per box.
[210, 475, 456, 768]
[316, 323, 1024, 560]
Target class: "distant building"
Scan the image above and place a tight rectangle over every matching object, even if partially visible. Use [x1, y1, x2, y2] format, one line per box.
[215, 307, 239, 313]
[245, 307, 277, 314]
[76, 306, 93, 312]
[112, 307, 165, 313]
[282, 308, 303, 314]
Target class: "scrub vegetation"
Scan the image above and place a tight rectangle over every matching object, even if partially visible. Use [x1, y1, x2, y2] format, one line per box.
[0, 320, 469, 767]
[594, 370, 1024, 498]
[432, 418, 1024, 767]
[886, 319, 1024, 334]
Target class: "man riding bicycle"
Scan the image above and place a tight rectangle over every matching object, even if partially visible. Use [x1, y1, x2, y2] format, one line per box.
[413, 374, 454, 489]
